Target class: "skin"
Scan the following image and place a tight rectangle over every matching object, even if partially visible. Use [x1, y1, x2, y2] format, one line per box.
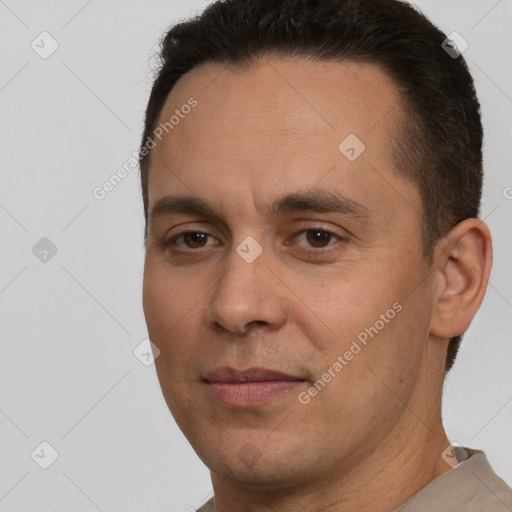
[142, 56, 492, 512]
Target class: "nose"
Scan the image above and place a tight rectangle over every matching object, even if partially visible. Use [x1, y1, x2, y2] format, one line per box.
[205, 245, 287, 335]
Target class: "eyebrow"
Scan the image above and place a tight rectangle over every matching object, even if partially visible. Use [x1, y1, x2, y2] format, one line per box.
[149, 190, 371, 224]
[267, 190, 370, 218]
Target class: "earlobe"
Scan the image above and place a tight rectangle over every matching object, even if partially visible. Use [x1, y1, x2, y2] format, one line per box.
[430, 219, 493, 339]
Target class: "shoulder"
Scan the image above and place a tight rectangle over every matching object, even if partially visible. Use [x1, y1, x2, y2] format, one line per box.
[396, 449, 512, 512]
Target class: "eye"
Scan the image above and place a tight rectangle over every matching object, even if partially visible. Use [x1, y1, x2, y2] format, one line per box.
[169, 231, 218, 249]
[294, 228, 343, 249]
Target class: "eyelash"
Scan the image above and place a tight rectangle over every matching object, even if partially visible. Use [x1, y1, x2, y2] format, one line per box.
[163, 226, 347, 256]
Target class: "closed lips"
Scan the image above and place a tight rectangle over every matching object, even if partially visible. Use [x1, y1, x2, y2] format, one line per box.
[203, 367, 306, 383]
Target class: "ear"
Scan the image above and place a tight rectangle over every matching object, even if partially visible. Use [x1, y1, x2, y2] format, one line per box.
[430, 218, 493, 339]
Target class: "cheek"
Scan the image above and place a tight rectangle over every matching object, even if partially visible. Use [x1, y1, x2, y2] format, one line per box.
[143, 258, 198, 326]
[143, 265, 209, 428]
[291, 257, 431, 388]
[142, 267, 171, 341]
[142, 264, 203, 370]
[289, 265, 399, 355]
[292, 293, 427, 454]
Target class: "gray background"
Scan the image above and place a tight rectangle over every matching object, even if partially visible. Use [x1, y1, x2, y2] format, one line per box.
[0, 1, 511, 511]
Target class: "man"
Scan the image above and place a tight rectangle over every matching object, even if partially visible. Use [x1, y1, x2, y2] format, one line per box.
[139, 0, 512, 510]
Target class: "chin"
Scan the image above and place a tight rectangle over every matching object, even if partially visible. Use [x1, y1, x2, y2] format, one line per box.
[191, 428, 320, 489]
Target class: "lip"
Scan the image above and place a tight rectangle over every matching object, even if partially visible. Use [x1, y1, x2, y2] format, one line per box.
[204, 367, 307, 407]
[204, 366, 305, 383]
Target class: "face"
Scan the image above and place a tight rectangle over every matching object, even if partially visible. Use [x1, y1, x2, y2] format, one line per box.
[142, 57, 439, 488]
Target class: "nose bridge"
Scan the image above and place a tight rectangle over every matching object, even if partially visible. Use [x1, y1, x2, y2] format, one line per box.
[206, 240, 287, 334]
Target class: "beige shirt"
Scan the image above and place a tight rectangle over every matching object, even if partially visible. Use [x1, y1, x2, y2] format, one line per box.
[197, 449, 512, 512]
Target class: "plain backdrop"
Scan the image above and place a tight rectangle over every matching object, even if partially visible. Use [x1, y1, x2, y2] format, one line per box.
[0, 1, 511, 511]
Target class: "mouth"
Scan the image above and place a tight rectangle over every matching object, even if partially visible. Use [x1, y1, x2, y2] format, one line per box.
[203, 367, 307, 407]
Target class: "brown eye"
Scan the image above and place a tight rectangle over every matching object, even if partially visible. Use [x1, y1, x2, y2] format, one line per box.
[296, 229, 340, 249]
[183, 232, 208, 248]
[172, 232, 216, 249]
[305, 229, 333, 248]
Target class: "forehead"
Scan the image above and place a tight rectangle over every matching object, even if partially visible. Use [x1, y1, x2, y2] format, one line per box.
[147, 56, 418, 225]
[154, 56, 401, 153]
